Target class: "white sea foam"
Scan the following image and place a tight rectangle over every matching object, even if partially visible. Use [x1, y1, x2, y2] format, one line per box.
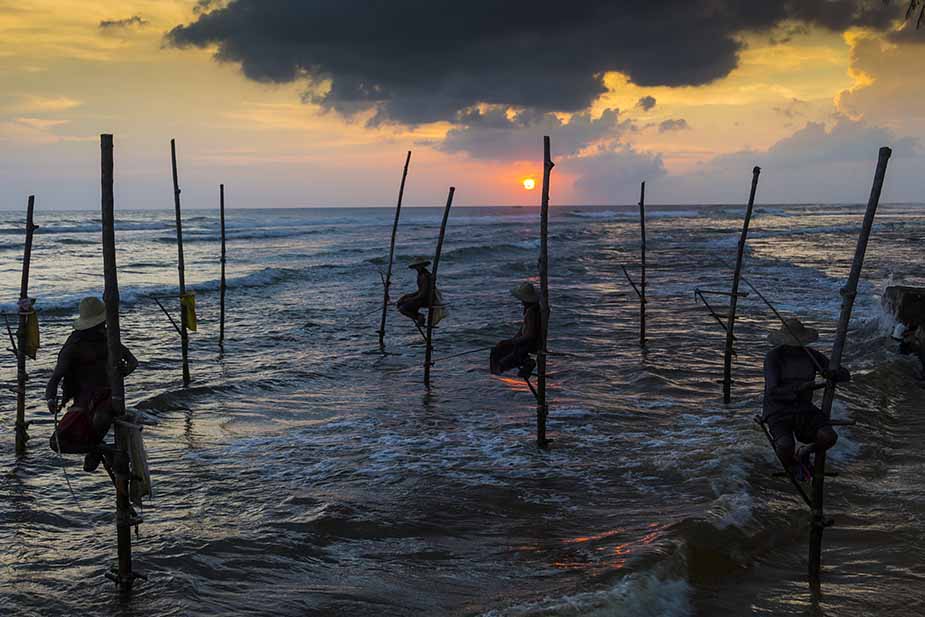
[481, 569, 692, 616]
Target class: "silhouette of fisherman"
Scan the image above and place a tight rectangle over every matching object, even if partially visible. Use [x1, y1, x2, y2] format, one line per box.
[892, 319, 925, 377]
[490, 282, 542, 379]
[397, 257, 433, 328]
[762, 318, 849, 481]
[46, 297, 137, 472]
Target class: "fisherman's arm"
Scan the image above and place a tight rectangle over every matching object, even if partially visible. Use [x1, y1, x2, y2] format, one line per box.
[814, 349, 850, 383]
[512, 309, 539, 345]
[44, 347, 73, 412]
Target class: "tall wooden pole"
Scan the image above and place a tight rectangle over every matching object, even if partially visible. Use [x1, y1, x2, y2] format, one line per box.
[722, 166, 761, 404]
[537, 136, 554, 448]
[100, 134, 134, 589]
[15, 195, 36, 456]
[808, 146, 891, 587]
[638, 182, 647, 348]
[170, 139, 191, 386]
[219, 183, 226, 348]
[423, 186, 454, 387]
[378, 150, 412, 351]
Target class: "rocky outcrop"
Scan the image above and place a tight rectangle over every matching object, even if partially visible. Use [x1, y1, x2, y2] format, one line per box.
[883, 286, 925, 325]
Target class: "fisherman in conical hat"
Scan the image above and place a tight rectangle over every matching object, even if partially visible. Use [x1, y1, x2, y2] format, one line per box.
[397, 257, 434, 327]
[490, 281, 542, 379]
[45, 296, 138, 472]
[762, 317, 850, 481]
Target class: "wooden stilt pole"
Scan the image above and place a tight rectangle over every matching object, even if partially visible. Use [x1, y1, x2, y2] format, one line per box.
[219, 183, 226, 348]
[638, 182, 647, 348]
[378, 151, 412, 351]
[423, 186, 454, 387]
[15, 195, 36, 456]
[100, 134, 134, 590]
[537, 136, 554, 448]
[170, 139, 191, 386]
[722, 166, 761, 404]
[808, 146, 891, 587]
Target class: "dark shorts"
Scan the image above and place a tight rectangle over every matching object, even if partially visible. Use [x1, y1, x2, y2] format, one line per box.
[767, 408, 831, 446]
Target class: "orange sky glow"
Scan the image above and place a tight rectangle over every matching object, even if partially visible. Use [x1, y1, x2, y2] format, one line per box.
[0, 1, 923, 209]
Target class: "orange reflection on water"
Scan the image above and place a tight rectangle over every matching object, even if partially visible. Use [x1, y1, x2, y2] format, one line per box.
[563, 527, 624, 544]
[491, 374, 532, 393]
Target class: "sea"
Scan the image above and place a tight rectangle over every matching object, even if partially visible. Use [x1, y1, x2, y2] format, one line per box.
[1, 202, 923, 616]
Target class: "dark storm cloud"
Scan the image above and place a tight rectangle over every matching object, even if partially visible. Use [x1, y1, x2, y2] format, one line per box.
[438, 107, 629, 161]
[636, 96, 657, 111]
[166, 1, 902, 125]
[658, 118, 690, 133]
[99, 16, 148, 30]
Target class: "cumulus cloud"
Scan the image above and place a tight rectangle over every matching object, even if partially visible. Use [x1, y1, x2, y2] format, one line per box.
[636, 96, 657, 111]
[567, 146, 667, 203]
[165, 1, 903, 125]
[438, 107, 629, 161]
[838, 34, 925, 127]
[657, 116, 920, 203]
[658, 118, 690, 132]
[98, 16, 148, 30]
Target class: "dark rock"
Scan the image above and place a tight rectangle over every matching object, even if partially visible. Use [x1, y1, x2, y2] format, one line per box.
[882, 286, 925, 325]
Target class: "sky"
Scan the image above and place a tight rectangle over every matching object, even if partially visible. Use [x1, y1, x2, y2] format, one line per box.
[0, 0, 923, 209]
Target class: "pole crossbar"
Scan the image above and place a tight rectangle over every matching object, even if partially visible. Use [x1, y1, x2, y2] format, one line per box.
[150, 297, 182, 336]
[620, 265, 643, 299]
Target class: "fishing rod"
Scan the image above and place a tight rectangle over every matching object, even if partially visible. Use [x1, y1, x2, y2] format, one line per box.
[430, 346, 493, 364]
[740, 277, 827, 375]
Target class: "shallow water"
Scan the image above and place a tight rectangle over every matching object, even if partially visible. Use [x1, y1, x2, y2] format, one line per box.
[1, 203, 923, 616]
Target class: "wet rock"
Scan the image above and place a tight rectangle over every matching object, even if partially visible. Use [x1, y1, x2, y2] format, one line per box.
[882, 286, 925, 325]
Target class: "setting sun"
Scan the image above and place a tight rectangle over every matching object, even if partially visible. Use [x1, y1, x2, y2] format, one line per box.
[522, 178, 536, 190]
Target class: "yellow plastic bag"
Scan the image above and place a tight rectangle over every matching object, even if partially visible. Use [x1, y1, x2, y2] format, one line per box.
[181, 293, 197, 332]
[24, 310, 39, 359]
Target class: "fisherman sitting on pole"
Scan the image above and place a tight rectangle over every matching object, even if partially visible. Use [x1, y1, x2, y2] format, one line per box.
[490, 282, 541, 379]
[762, 318, 849, 481]
[45, 297, 138, 472]
[397, 257, 433, 327]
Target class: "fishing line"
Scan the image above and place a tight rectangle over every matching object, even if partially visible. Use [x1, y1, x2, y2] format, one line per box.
[53, 404, 85, 514]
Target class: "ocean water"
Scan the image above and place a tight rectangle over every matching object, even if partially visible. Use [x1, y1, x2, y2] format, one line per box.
[0, 203, 923, 616]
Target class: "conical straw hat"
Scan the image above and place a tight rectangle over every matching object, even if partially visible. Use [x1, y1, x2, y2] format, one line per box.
[73, 296, 106, 331]
[768, 317, 818, 346]
[511, 282, 539, 303]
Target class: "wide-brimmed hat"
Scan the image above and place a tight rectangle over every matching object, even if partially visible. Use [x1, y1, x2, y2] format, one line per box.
[511, 282, 539, 304]
[768, 317, 818, 346]
[408, 257, 431, 269]
[74, 296, 106, 331]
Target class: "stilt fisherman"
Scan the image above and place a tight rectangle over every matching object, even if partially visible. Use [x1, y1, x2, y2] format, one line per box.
[397, 257, 434, 327]
[490, 281, 542, 379]
[762, 318, 849, 481]
[45, 296, 138, 471]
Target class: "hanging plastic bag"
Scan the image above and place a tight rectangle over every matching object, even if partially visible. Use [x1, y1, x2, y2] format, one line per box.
[432, 289, 449, 326]
[180, 292, 197, 332]
[18, 298, 39, 359]
[123, 413, 152, 507]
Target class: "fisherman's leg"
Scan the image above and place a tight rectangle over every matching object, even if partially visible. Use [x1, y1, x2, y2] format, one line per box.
[797, 409, 836, 454]
[768, 416, 797, 466]
[813, 426, 838, 453]
[489, 340, 513, 374]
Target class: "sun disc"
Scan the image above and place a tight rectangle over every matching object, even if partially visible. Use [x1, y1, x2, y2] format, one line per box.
[522, 178, 536, 190]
